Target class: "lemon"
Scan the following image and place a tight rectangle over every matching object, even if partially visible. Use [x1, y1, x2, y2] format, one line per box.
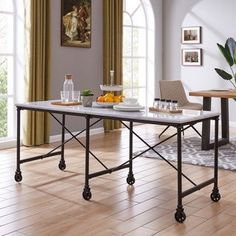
[104, 92, 114, 98]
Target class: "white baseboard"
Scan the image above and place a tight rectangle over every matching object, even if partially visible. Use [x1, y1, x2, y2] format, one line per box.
[49, 127, 104, 143]
[0, 139, 18, 150]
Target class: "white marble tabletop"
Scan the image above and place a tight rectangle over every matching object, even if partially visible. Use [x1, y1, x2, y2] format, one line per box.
[15, 100, 220, 125]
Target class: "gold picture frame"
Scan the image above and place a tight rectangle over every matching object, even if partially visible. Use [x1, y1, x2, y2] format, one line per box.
[61, 0, 91, 48]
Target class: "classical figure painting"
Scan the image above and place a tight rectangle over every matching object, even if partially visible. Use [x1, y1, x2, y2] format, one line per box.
[61, 0, 91, 48]
[181, 26, 201, 44]
[182, 48, 202, 66]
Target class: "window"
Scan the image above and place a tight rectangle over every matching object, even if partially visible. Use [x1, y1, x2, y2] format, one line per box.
[123, 0, 154, 107]
[0, 0, 24, 147]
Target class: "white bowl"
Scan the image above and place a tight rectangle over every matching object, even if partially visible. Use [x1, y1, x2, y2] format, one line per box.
[123, 97, 138, 105]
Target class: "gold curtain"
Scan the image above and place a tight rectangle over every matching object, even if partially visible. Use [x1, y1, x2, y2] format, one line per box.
[103, 0, 123, 131]
[23, 0, 51, 146]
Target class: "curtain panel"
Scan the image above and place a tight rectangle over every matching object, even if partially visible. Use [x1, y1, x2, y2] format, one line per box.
[23, 0, 51, 146]
[103, 0, 123, 131]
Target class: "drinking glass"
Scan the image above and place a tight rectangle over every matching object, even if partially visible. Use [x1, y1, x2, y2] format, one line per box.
[60, 91, 69, 102]
[72, 91, 81, 102]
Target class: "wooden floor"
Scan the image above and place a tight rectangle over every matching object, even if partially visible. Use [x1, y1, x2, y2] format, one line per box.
[1, 124, 236, 236]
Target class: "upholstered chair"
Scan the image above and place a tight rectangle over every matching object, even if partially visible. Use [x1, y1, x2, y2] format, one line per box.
[159, 80, 203, 137]
[159, 80, 202, 110]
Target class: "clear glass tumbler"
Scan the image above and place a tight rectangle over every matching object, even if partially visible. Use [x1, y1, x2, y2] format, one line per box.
[72, 91, 81, 102]
[60, 91, 69, 102]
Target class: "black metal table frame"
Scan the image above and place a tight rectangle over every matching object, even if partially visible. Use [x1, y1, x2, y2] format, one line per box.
[14, 106, 220, 223]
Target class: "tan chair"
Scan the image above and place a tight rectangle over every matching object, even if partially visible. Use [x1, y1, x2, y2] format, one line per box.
[159, 80, 203, 137]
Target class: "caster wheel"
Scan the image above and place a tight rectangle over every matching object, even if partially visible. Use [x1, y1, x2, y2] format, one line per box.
[14, 171, 22, 182]
[210, 192, 221, 202]
[175, 210, 186, 223]
[83, 187, 92, 200]
[126, 175, 135, 185]
[58, 160, 66, 170]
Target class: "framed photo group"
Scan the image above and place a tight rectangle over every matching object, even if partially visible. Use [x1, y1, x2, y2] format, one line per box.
[181, 26, 202, 66]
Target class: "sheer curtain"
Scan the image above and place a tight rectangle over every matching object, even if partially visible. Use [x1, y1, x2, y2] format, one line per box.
[23, 0, 51, 146]
[103, 0, 123, 131]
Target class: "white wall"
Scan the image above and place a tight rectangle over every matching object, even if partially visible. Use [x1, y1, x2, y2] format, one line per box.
[163, 0, 236, 121]
[50, 0, 103, 135]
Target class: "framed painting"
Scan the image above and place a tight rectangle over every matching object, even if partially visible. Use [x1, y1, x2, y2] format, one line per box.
[181, 26, 201, 44]
[182, 48, 202, 66]
[61, 0, 91, 48]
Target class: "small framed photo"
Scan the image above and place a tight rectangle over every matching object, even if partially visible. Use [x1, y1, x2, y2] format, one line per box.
[181, 26, 201, 44]
[61, 0, 91, 48]
[182, 48, 202, 66]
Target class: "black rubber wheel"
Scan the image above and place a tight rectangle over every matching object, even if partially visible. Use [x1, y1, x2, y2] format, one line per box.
[210, 192, 221, 202]
[82, 190, 92, 200]
[126, 176, 135, 185]
[58, 161, 66, 170]
[14, 172, 22, 182]
[175, 210, 186, 223]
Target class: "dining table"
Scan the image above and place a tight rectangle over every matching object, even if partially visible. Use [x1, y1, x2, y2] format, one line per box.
[189, 89, 236, 150]
[14, 100, 220, 223]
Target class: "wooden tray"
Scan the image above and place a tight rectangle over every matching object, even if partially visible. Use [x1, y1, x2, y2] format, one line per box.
[149, 107, 182, 114]
[51, 101, 82, 106]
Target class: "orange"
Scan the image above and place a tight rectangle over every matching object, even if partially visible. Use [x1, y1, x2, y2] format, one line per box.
[97, 96, 105, 102]
[113, 96, 120, 103]
[104, 96, 114, 102]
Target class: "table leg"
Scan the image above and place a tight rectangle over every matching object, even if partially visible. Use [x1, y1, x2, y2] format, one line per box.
[126, 121, 135, 185]
[210, 117, 221, 202]
[15, 107, 22, 182]
[175, 125, 186, 223]
[202, 97, 211, 150]
[221, 98, 229, 140]
[58, 114, 66, 170]
[83, 115, 92, 200]
[202, 97, 229, 150]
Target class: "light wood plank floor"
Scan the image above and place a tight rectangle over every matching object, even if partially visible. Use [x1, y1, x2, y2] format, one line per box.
[1, 124, 236, 236]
